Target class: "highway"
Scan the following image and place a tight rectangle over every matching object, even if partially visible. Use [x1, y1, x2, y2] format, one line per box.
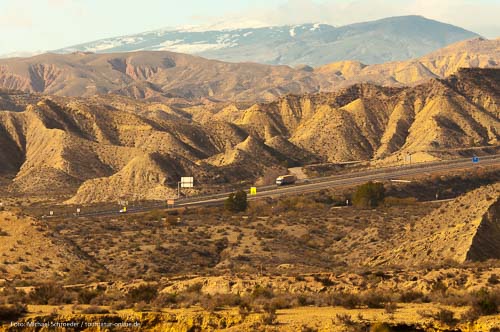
[62, 154, 499, 219]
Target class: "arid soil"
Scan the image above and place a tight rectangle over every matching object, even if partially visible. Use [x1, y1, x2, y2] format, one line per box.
[0, 177, 499, 331]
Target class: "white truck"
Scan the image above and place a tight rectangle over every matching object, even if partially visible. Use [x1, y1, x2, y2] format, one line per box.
[276, 175, 297, 186]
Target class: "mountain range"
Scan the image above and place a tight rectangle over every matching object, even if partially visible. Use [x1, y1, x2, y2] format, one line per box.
[54, 16, 480, 66]
[0, 38, 497, 102]
[0, 68, 498, 203]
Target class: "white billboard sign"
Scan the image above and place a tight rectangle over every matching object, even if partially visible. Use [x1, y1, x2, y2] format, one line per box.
[181, 177, 194, 188]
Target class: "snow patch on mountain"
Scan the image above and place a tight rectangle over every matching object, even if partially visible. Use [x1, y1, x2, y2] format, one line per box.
[311, 23, 321, 31]
[53, 17, 480, 66]
[157, 38, 237, 53]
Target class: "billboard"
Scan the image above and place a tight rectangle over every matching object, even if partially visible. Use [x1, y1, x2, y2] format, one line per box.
[181, 177, 194, 188]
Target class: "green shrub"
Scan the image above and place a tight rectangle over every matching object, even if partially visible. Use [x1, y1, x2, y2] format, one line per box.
[251, 285, 274, 299]
[353, 182, 385, 208]
[29, 283, 72, 305]
[335, 313, 355, 326]
[126, 284, 158, 304]
[470, 288, 499, 316]
[362, 292, 390, 309]
[185, 282, 203, 294]
[225, 191, 248, 212]
[399, 290, 427, 303]
[76, 288, 102, 304]
[154, 293, 178, 307]
[434, 308, 457, 325]
[261, 307, 277, 325]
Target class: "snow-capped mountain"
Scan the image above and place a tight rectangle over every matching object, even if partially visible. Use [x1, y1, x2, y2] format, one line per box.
[56, 16, 479, 66]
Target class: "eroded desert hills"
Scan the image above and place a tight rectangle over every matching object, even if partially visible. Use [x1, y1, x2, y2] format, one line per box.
[0, 67, 498, 203]
[0, 28, 499, 331]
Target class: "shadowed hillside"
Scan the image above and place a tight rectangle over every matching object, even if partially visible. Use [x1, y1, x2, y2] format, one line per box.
[0, 68, 498, 203]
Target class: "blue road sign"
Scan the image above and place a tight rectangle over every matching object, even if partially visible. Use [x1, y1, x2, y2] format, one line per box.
[472, 156, 479, 163]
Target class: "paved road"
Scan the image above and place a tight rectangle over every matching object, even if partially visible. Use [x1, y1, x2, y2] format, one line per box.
[62, 155, 499, 219]
[177, 155, 500, 208]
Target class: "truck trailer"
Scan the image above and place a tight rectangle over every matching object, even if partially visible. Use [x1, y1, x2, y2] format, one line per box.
[276, 175, 297, 186]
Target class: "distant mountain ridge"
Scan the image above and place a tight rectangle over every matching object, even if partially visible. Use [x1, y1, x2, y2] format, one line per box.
[0, 38, 497, 102]
[54, 16, 480, 66]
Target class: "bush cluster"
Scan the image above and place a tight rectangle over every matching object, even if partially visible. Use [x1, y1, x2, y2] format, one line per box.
[225, 191, 248, 212]
[353, 182, 385, 208]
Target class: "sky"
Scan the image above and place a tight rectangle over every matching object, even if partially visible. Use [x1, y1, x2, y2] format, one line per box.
[1, 0, 499, 55]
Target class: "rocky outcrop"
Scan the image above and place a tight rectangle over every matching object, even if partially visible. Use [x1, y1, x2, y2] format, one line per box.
[369, 183, 500, 266]
[466, 194, 500, 261]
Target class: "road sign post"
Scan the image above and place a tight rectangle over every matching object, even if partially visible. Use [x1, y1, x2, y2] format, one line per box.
[472, 156, 479, 163]
[178, 177, 194, 198]
[250, 187, 257, 195]
[404, 153, 412, 165]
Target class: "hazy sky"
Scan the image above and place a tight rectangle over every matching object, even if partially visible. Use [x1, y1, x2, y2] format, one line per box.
[1, 0, 499, 54]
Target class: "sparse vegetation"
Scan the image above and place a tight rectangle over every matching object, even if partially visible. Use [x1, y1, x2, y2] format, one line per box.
[126, 284, 159, 304]
[260, 307, 277, 325]
[468, 288, 499, 316]
[433, 308, 457, 325]
[29, 283, 72, 305]
[225, 190, 248, 212]
[0, 169, 499, 329]
[399, 290, 428, 303]
[353, 182, 385, 208]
